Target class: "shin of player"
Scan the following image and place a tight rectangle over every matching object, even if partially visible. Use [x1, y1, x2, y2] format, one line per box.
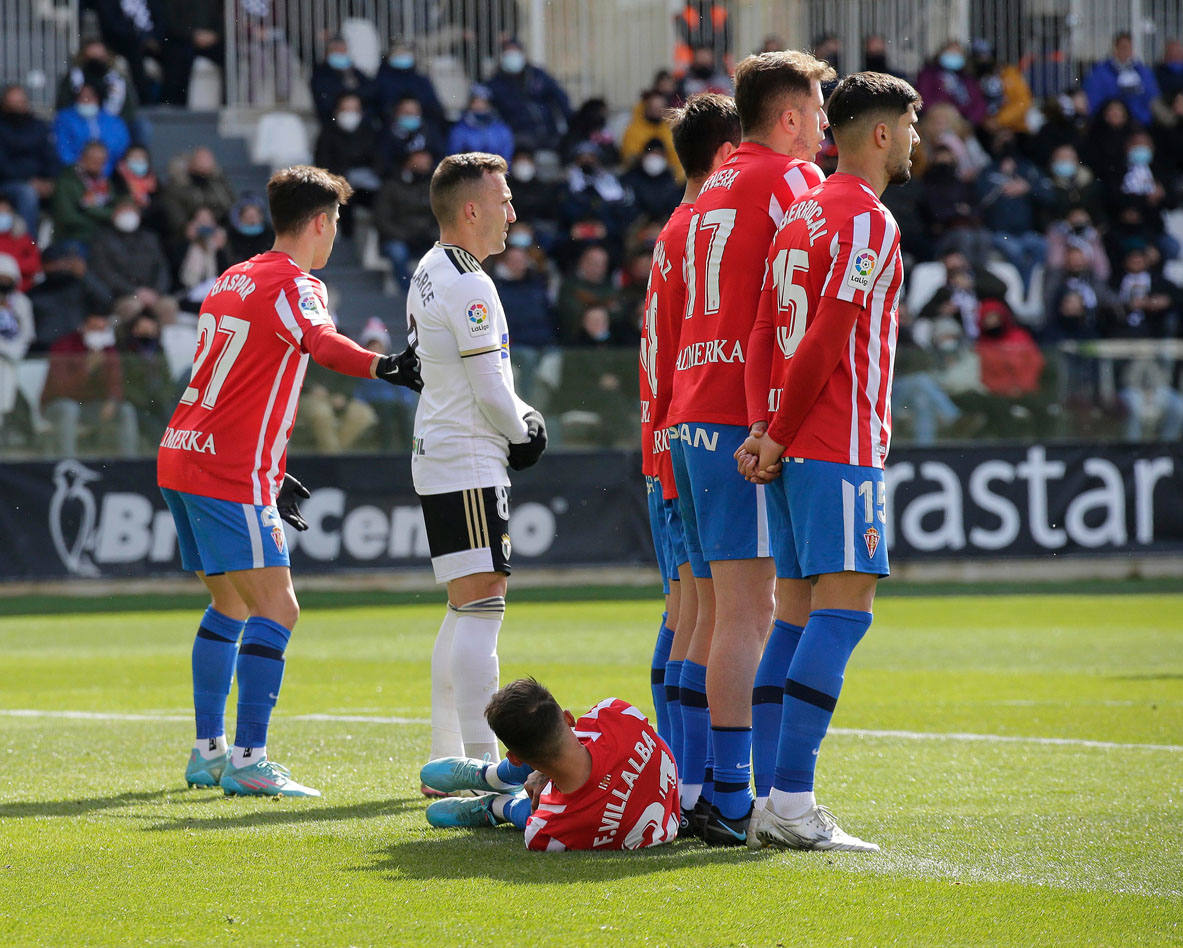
[741, 72, 923, 852]
[666, 51, 834, 845]
[162, 166, 423, 797]
[409, 153, 547, 775]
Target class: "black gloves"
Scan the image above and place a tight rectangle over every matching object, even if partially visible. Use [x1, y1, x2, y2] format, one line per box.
[375, 343, 423, 393]
[276, 473, 311, 531]
[508, 410, 547, 471]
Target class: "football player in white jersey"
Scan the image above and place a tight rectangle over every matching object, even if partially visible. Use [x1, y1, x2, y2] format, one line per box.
[407, 152, 547, 788]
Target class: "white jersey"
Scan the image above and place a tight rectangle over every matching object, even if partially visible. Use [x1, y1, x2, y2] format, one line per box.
[407, 242, 533, 495]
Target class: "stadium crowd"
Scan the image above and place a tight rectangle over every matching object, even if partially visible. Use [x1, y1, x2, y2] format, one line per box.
[3, 4, 1183, 457]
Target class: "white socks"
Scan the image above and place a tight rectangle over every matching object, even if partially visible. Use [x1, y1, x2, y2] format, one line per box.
[768, 788, 816, 821]
[429, 605, 463, 760]
[230, 745, 266, 768]
[450, 596, 505, 762]
[195, 736, 228, 759]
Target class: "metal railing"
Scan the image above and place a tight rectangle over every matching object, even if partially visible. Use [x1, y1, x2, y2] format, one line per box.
[0, 0, 79, 110]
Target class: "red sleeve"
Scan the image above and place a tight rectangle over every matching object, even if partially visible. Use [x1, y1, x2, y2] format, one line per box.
[767, 296, 862, 448]
[744, 278, 776, 427]
[302, 323, 377, 378]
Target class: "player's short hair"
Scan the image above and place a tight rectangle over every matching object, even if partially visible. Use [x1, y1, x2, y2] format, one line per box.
[826, 72, 922, 144]
[485, 677, 567, 763]
[733, 50, 836, 136]
[266, 165, 353, 236]
[669, 92, 741, 178]
[430, 152, 508, 227]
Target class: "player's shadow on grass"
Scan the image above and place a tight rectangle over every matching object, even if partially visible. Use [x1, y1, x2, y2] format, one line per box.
[142, 797, 418, 833]
[362, 831, 765, 883]
[0, 788, 189, 818]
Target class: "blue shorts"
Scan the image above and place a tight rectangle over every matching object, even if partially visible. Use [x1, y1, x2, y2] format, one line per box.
[766, 458, 890, 578]
[646, 476, 675, 594]
[662, 490, 688, 572]
[679, 422, 769, 563]
[162, 488, 291, 575]
[668, 432, 711, 578]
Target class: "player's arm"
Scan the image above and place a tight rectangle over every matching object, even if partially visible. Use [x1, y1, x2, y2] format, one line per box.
[756, 296, 862, 472]
[302, 322, 380, 378]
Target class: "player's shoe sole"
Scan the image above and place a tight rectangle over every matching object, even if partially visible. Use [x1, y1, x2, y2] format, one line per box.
[220, 758, 321, 797]
[420, 756, 520, 795]
[425, 794, 499, 829]
[185, 748, 228, 788]
[747, 803, 879, 852]
[700, 802, 752, 847]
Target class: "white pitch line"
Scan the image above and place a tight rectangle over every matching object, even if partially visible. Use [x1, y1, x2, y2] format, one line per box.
[1, 709, 1179, 752]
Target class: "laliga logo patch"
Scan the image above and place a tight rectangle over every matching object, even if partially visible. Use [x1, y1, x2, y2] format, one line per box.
[466, 299, 490, 334]
[863, 525, 880, 558]
[298, 293, 330, 325]
[847, 248, 878, 290]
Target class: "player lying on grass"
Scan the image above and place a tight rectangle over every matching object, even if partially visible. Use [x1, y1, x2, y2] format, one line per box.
[420, 678, 680, 851]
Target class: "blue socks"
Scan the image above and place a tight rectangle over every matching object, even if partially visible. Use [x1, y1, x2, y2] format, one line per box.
[678, 660, 710, 806]
[495, 758, 534, 786]
[711, 725, 753, 819]
[773, 609, 871, 794]
[664, 658, 684, 775]
[752, 620, 804, 798]
[192, 607, 243, 740]
[498, 793, 534, 830]
[650, 614, 675, 746]
[233, 616, 292, 750]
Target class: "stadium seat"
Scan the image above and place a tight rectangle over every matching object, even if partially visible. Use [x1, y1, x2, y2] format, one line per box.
[905, 260, 946, 314]
[341, 19, 382, 76]
[427, 55, 470, 120]
[15, 358, 50, 438]
[161, 323, 200, 382]
[187, 56, 222, 110]
[1164, 209, 1183, 249]
[1015, 263, 1045, 327]
[1165, 259, 1183, 289]
[251, 111, 312, 171]
[984, 260, 1027, 319]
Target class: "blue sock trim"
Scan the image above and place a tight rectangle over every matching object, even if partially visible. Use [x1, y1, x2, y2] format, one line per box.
[710, 725, 753, 819]
[200, 606, 244, 643]
[752, 619, 803, 797]
[233, 617, 292, 749]
[192, 612, 240, 741]
[495, 759, 534, 785]
[241, 616, 291, 652]
[679, 661, 710, 786]
[664, 659, 684, 774]
[504, 794, 533, 830]
[650, 615, 675, 745]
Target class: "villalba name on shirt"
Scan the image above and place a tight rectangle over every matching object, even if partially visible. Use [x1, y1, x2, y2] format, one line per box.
[592, 729, 658, 848]
[160, 427, 217, 454]
[676, 339, 744, 371]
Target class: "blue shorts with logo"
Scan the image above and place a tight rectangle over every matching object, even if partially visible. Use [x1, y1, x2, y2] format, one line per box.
[668, 432, 711, 578]
[765, 457, 890, 578]
[678, 421, 769, 563]
[162, 487, 291, 575]
[645, 475, 675, 593]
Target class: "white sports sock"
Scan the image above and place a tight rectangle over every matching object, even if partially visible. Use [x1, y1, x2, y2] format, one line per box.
[230, 745, 266, 768]
[195, 736, 227, 759]
[754, 794, 769, 811]
[489, 793, 517, 823]
[429, 605, 463, 760]
[768, 788, 815, 821]
[450, 596, 505, 762]
[680, 783, 703, 811]
[483, 763, 518, 791]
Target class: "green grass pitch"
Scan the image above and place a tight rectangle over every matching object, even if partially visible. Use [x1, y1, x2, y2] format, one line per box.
[0, 589, 1180, 947]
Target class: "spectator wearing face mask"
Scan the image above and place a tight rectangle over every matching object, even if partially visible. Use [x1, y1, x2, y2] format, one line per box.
[117, 311, 175, 445]
[1045, 145, 1107, 224]
[89, 195, 178, 325]
[487, 39, 572, 152]
[159, 148, 236, 240]
[376, 97, 446, 177]
[53, 86, 130, 176]
[114, 144, 163, 230]
[0, 252, 34, 437]
[0, 196, 41, 292]
[676, 44, 734, 100]
[314, 92, 380, 237]
[56, 38, 139, 137]
[621, 140, 682, 224]
[505, 149, 562, 245]
[372, 41, 446, 130]
[447, 85, 515, 161]
[1084, 32, 1160, 127]
[560, 143, 635, 255]
[489, 223, 556, 402]
[219, 194, 274, 268]
[375, 148, 437, 291]
[1045, 207, 1110, 283]
[51, 140, 128, 246]
[916, 41, 987, 126]
[559, 97, 620, 166]
[175, 206, 227, 309]
[27, 243, 113, 352]
[0, 84, 59, 237]
[556, 243, 615, 343]
[976, 132, 1054, 288]
[1111, 245, 1181, 339]
[310, 35, 373, 126]
[41, 311, 138, 457]
[620, 90, 684, 180]
[1114, 131, 1178, 263]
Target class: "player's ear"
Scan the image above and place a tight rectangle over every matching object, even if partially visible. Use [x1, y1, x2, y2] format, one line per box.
[562, 709, 576, 727]
[506, 750, 524, 766]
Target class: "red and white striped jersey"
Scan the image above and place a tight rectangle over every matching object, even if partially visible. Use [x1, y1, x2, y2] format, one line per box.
[763, 173, 904, 468]
[667, 142, 824, 428]
[639, 202, 693, 498]
[157, 252, 333, 505]
[523, 698, 680, 852]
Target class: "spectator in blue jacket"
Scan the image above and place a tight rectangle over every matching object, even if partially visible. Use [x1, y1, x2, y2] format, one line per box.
[976, 133, 1055, 289]
[1083, 32, 1160, 126]
[0, 84, 58, 236]
[310, 35, 373, 125]
[447, 85, 514, 160]
[486, 38, 572, 152]
[375, 97, 446, 176]
[372, 40, 447, 130]
[53, 85, 130, 175]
